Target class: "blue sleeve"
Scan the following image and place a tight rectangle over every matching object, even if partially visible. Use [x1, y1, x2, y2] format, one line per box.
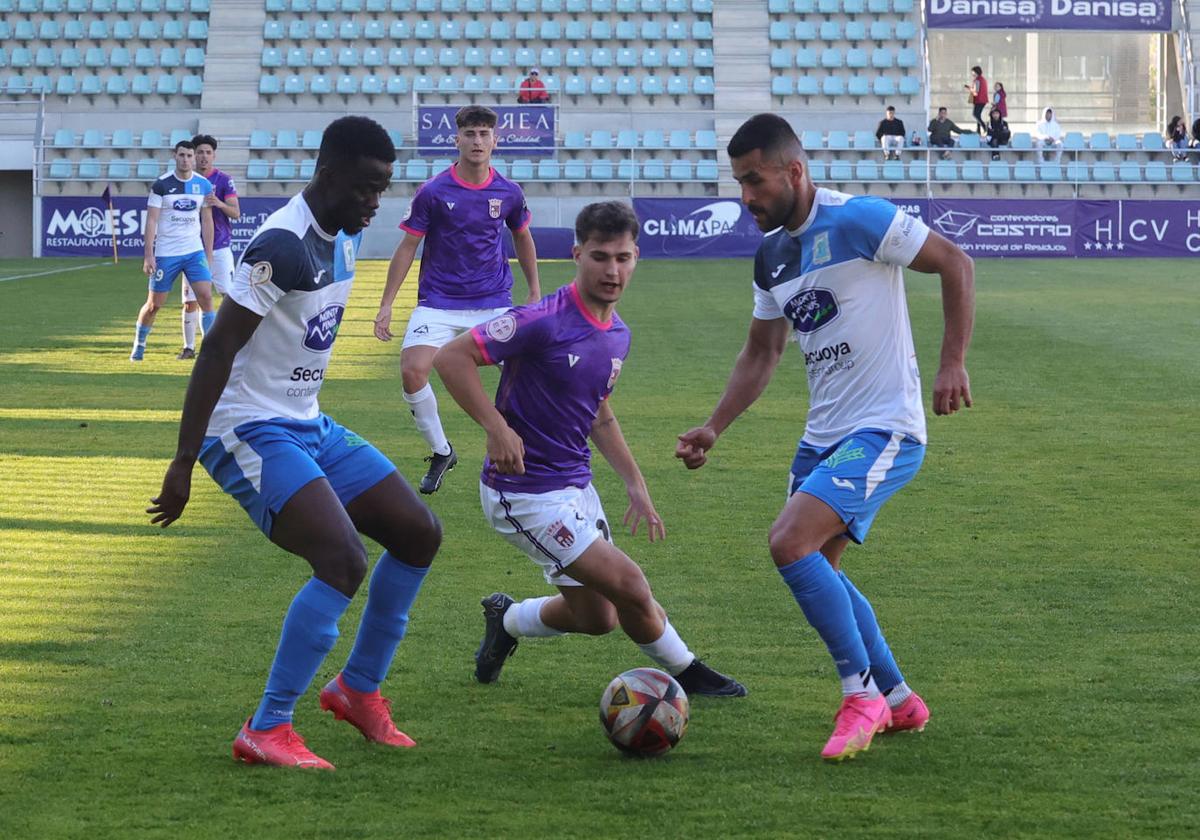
[752, 243, 767, 290]
[842, 196, 900, 261]
[239, 229, 308, 293]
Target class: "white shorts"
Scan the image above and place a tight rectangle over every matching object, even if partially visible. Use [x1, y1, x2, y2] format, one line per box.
[480, 481, 613, 587]
[401, 305, 511, 350]
[182, 247, 234, 302]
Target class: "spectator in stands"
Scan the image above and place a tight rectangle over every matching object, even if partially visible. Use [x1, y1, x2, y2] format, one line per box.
[1166, 116, 1189, 161]
[985, 108, 1011, 160]
[875, 106, 906, 161]
[928, 107, 969, 159]
[964, 66, 988, 135]
[1034, 107, 1063, 163]
[517, 68, 549, 104]
[1192, 115, 1200, 148]
[992, 82, 1007, 119]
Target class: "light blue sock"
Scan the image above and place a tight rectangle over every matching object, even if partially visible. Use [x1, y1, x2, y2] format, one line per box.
[777, 552, 869, 678]
[341, 552, 430, 693]
[200, 310, 215, 335]
[134, 324, 151, 346]
[839, 570, 904, 693]
[250, 577, 350, 731]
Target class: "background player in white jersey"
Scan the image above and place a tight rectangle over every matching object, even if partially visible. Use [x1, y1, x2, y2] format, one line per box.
[147, 117, 442, 771]
[676, 114, 975, 761]
[130, 140, 214, 361]
[178, 133, 240, 360]
[434, 202, 745, 699]
[373, 105, 541, 494]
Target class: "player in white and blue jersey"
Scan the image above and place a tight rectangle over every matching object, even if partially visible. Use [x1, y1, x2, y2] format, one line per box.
[677, 114, 975, 761]
[130, 140, 215, 361]
[147, 117, 442, 771]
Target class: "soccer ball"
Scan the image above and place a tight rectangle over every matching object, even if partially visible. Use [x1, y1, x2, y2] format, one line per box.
[599, 667, 689, 757]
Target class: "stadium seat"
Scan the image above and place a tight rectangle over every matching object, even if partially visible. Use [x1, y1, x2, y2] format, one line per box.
[819, 22, 841, 41]
[246, 159, 270, 180]
[855, 160, 878, 181]
[845, 22, 867, 43]
[510, 159, 534, 180]
[870, 21, 893, 41]
[1092, 162, 1115, 181]
[1062, 132, 1086, 152]
[1118, 162, 1140, 182]
[1038, 163, 1062, 181]
[1144, 161, 1167, 182]
[897, 49, 918, 69]
[987, 160, 1010, 181]
[826, 130, 849, 150]
[642, 159, 666, 179]
[1011, 133, 1033, 151]
[259, 75, 282, 95]
[1013, 161, 1036, 181]
[668, 130, 690, 149]
[847, 76, 870, 97]
[1090, 133, 1112, 151]
[895, 21, 917, 40]
[1115, 133, 1138, 151]
[873, 76, 895, 96]
[105, 76, 130, 96]
[961, 160, 984, 180]
[1170, 163, 1195, 182]
[770, 76, 794, 97]
[591, 130, 615, 149]
[807, 159, 825, 181]
[695, 130, 717, 150]
[800, 130, 823, 150]
[670, 159, 693, 181]
[851, 130, 875, 150]
[796, 76, 819, 96]
[821, 49, 843, 69]
[934, 159, 957, 180]
[796, 49, 818, 69]
[536, 159, 559, 180]
[108, 159, 132, 179]
[829, 160, 853, 181]
[156, 74, 179, 95]
[310, 75, 333, 95]
[51, 128, 75, 148]
[871, 49, 894, 69]
[563, 160, 586, 180]
[907, 160, 928, 181]
[137, 158, 160, 179]
[694, 75, 715, 96]
[56, 76, 78, 95]
[403, 159, 428, 181]
[1066, 161, 1088, 181]
[590, 159, 613, 181]
[1142, 133, 1165, 151]
[274, 159, 297, 180]
[822, 76, 844, 97]
[959, 134, 982, 150]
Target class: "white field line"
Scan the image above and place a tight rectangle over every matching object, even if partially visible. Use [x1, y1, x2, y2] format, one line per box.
[0, 262, 113, 283]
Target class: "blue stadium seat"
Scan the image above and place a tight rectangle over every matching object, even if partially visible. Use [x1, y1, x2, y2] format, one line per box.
[799, 130, 822, 150]
[163, 20, 185, 40]
[612, 75, 635, 96]
[274, 159, 297, 180]
[1118, 162, 1140, 182]
[137, 159, 160, 179]
[591, 130, 615, 149]
[1091, 162, 1115, 181]
[987, 160, 1010, 181]
[155, 74, 179, 95]
[112, 47, 133, 68]
[310, 74, 333, 95]
[312, 49, 334, 68]
[819, 22, 841, 42]
[105, 75, 129, 95]
[695, 159, 718, 180]
[823, 130, 847, 150]
[897, 48, 918, 68]
[507, 159, 532, 180]
[694, 49, 714, 69]
[770, 49, 793, 70]
[589, 159, 613, 181]
[807, 159, 825, 180]
[961, 160, 984, 180]
[51, 128, 75, 148]
[855, 160, 879, 181]
[160, 48, 182, 69]
[796, 48, 818, 69]
[846, 49, 868, 69]
[438, 48, 460, 67]
[822, 76, 844, 96]
[181, 75, 202, 96]
[1170, 163, 1195, 182]
[934, 159, 957, 180]
[665, 75, 688, 96]
[849, 130, 873, 150]
[829, 160, 853, 181]
[540, 47, 562, 68]
[795, 21, 817, 41]
[1062, 132, 1085, 151]
[770, 76, 793, 97]
[895, 21, 917, 40]
[869, 21, 893, 41]
[1038, 163, 1062, 181]
[134, 48, 157, 69]
[770, 21, 790, 42]
[667, 130, 690, 149]
[907, 160, 927, 181]
[139, 129, 163, 149]
[259, 75, 282, 94]
[1142, 133, 1165, 151]
[1011, 133, 1033, 151]
[250, 129, 273, 150]
[56, 76, 78, 95]
[642, 158, 666, 179]
[558, 74, 582, 96]
[641, 76, 664, 96]
[1066, 161, 1088, 182]
[871, 49, 893, 69]
[246, 159, 270, 180]
[1090, 133, 1112, 151]
[845, 22, 867, 43]
[694, 130, 717, 150]
[821, 49, 843, 69]
[796, 75, 819, 96]
[1013, 161, 1036, 181]
[893, 0, 914, 10]
[616, 129, 638, 149]
[108, 159, 132, 179]
[536, 159, 559, 180]
[694, 75, 715, 95]
[559, 159, 584, 180]
[669, 159, 693, 181]
[1143, 161, 1167, 182]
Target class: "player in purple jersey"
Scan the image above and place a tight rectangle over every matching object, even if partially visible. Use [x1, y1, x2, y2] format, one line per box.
[434, 202, 746, 699]
[374, 105, 541, 495]
[178, 134, 241, 360]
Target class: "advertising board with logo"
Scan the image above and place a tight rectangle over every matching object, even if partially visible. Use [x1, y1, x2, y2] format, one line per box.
[632, 198, 765, 258]
[416, 105, 555, 157]
[927, 199, 1076, 256]
[41, 196, 288, 258]
[926, 0, 1169, 31]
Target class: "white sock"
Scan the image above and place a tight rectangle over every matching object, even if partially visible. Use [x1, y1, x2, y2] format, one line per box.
[884, 681, 913, 708]
[182, 309, 198, 350]
[502, 596, 564, 638]
[403, 384, 450, 456]
[841, 669, 881, 698]
[636, 620, 694, 676]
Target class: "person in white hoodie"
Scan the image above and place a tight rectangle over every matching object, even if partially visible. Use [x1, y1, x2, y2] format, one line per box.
[1035, 107, 1064, 163]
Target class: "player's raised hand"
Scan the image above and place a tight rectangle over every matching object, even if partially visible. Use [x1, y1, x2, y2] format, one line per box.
[623, 485, 665, 542]
[486, 423, 526, 475]
[147, 458, 193, 528]
[675, 425, 717, 470]
[373, 305, 393, 341]
[932, 363, 973, 416]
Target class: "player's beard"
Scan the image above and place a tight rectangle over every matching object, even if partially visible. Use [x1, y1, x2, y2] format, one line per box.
[752, 187, 798, 232]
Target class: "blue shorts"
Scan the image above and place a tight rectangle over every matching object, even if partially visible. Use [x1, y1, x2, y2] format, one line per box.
[150, 250, 211, 293]
[199, 414, 396, 537]
[789, 429, 925, 545]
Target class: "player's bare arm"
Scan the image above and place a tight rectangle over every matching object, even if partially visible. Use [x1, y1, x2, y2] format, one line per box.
[432, 332, 525, 474]
[147, 301, 263, 527]
[589, 399, 665, 542]
[142, 206, 160, 275]
[908, 230, 975, 416]
[205, 191, 241, 220]
[200, 205, 215, 266]
[676, 315, 790, 469]
[375, 233, 421, 341]
[511, 226, 541, 303]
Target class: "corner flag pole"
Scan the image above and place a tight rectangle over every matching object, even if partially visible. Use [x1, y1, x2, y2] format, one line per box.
[101, 184, 118, 264]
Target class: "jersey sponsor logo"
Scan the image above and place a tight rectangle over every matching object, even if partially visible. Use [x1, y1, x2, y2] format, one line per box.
[488, 198, 503, 219]
[812, 231, 832, 265]
[303, 303, 345, 352]
[770, 262, 787, 278]
[821, 439, 867, 470]
[890, 213, 916, 250]
[803, 341, 852, 367]
[485, 313, 517, 342]
[568, 353, 580, 367]
[783, 288, 840, 334]
[249, 261, 273, 285]
[607, 357, 623, 390]
[290, 366, 326, 381]
[174, 198, 198, 212]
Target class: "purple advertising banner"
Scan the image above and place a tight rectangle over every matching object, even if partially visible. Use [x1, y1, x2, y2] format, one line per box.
[416, 105, 555, 157]
[42, 196, 287, 258]
[928, 198, 1076, 256]
[926, 0, 1170, 31]
[632, 197, 765, 258]
[1076, 200, 1200, 256]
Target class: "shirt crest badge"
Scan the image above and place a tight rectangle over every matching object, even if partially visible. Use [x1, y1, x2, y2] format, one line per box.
[812, 231, 832, 265]
[607, 357, 624, 390]
[342, 238, 356, 273]
[488, 198, 503, 219]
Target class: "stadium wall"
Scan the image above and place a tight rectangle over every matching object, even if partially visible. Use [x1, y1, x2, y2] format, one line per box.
[39, 194, 1200, 260]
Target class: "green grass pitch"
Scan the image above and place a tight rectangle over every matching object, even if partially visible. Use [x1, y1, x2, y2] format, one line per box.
[0, 256, 1197, 838]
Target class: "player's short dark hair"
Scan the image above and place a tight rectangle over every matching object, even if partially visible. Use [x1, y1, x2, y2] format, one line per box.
[316, 115, 396, 171]
[191, 134, 217, 150]
[971, 65, 983, 76]
[727, 113, 803, 161]
[456, 105, 498, 129]
[575, 201, 639, 245]
[886, 105, 895, 112]
[938, 106, 948, 113]
[173, 140, 195, 152]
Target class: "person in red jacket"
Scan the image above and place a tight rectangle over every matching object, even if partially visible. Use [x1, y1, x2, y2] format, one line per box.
[964, 66, 988, 135]
[517, 67, 549, 104]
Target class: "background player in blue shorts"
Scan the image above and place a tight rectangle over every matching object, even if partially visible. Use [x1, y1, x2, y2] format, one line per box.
[434, 201, 745, 699]
[130, 140, 215, 361]
[374, 105, 541, 494]
[147, 117, 441, 771]
[676, 114, 975, 761]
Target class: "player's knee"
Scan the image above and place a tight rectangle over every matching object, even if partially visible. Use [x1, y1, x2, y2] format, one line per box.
[576, 603, 618, 636]
[400, 366, 429, 394]
[408, 507, 442, 568]
[768, 524, 819, 567]
[145, 299, 163, 315]
[610, 565, 654, 612]
[320, 542, 369, 593]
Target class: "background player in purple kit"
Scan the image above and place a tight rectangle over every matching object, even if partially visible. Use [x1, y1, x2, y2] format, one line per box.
[433, 202, 746, 699]
[374, 106, 541, 495]
[178, 134, 240, 360]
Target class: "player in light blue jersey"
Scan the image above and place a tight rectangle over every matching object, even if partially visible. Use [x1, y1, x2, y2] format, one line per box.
[130, 140, 215, 361]
[677, 114, 975, 761]
[147, 117, 442, 771]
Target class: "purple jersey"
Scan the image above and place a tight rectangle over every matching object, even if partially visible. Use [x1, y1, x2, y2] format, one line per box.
[471, 283, 630, 494]
[203, 168, 237, 250]
[400, 164, 531, 311]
